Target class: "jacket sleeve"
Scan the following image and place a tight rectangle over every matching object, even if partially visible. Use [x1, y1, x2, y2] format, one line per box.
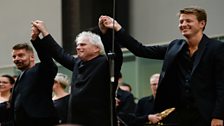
[31, 37, 57, 70]
[40, 34, 76, 71]
[116, 28, 167, 60]
[90, 26, 123, 84]
[212, 42, 224, 120]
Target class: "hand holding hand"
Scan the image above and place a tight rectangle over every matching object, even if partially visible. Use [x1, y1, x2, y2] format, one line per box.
[99, 15, 122, 32]
[98, 16, 108, 34]
[31, 25, 40, 40]
[32, 20, 49, 37]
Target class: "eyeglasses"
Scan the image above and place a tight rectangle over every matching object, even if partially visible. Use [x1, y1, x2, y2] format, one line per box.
[0, 81, 10, 84]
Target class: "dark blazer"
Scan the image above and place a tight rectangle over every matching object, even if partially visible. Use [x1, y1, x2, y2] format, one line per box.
[135, 95, 154, 117]
[116, 88, 136, 114]
[11, 39, 58, 122]
[53, 94, 70, 124]
[39, 28, 123, 126]
[0, 102, 11, 125]
[116, 28, 224, 121]
[117, 95, 154, 126]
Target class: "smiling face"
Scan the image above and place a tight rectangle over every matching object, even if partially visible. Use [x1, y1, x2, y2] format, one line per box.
[178, 7, 207, 39]
[12, 49, 35, 71]
[0, 76, 13, 93]
[76, 39, 100, 61]
[75, 31, 104, 61]
[178, 13, 205, 39]
[150, 77, 159, 97]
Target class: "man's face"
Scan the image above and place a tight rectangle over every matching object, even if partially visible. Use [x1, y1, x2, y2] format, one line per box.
[150, 79, 159, 97]
[178, 13, 205, 38]
[119, 85, 131, 92]
[12, 49, 34, 71]
[76, 39, 100, 61]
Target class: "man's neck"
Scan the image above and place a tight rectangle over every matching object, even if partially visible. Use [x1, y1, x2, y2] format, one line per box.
[187, 33, 203, 47]
[186, 33, 203, 56]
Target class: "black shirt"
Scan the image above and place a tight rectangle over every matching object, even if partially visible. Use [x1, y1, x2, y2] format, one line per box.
[176, 42, 197, 108]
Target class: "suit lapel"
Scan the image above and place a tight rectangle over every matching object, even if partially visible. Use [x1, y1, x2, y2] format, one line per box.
[10, 71, 26, 103]
[159, 40, 186, 83]
[166, 39, 186, 70]
[191, 35, 207, 75]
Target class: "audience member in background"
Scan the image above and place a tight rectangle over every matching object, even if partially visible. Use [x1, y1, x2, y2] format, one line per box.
[116, 82, 136, 126]
[119, 82, 138, 102]
[119, 83, 132, 93]
[10, 42, 58, 125]
[116, 82, 136, 114]
[116, 74, 162, 126]
[135, 73, 161, 126]
[53, 73, 70, 124]
[0, 74, 15, 125]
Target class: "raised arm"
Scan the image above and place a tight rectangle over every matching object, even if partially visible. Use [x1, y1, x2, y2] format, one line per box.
[99, 15, 167, 60]
[31, 20, 75, 71]
[30, 24, 52, 64]
[90, 18, 123, 84]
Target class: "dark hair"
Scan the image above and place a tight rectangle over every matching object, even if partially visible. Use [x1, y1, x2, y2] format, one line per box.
[178, 6, 207, 30]
[1, 74, 15, 85]
[12, 43, 34, 53]
[120, 82, 132, 92]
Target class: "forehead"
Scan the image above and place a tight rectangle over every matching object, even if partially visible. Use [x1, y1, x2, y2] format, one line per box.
[179, 13, 197, 20]
[150, 79, 158, 84]
[12, 49, 29, 54]
[77, 37, 92, 44]
[0, 76, 8, 81]
[77, 40, 97, 47]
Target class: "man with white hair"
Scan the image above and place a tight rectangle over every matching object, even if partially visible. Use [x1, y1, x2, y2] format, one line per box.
[31, 20, 123, 126]
[135, 73, 161, 125]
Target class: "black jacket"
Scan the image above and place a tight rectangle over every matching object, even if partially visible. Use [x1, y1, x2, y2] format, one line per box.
[39, 28, 123, 126]
[11, 39, 58, 121]
[116, 28, 224, 122]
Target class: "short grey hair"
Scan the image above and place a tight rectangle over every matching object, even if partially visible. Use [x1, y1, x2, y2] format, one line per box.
[150, 73, 160, 84]
[54, 73, 70, 88]
[75, 31, 105, 55]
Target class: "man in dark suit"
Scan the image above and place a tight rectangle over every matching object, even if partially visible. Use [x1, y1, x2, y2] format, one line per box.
[116, 85, 136, 126]
[135, 73, 161, 126]
[32, 20, 123, 126]
[116, 83, 136, 114]
[10, 29, 58, 126]
[100, 6, 224, 126]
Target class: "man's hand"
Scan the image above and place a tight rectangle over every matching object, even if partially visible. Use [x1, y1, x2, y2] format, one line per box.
[32, 20, 49, 37]
[31, 25, 40, 41]
[98, 16, 108, 34]
[115, 97, 120, 107]
[99, 15, 122, 32]
[148, 114, 162, 124]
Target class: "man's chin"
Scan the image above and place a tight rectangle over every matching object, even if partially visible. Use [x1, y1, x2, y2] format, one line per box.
[182, 33, 191, 38]
[16, 66, 25, 71]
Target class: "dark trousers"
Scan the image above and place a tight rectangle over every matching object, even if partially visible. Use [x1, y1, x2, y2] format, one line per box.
[14, 108, 58, 126]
